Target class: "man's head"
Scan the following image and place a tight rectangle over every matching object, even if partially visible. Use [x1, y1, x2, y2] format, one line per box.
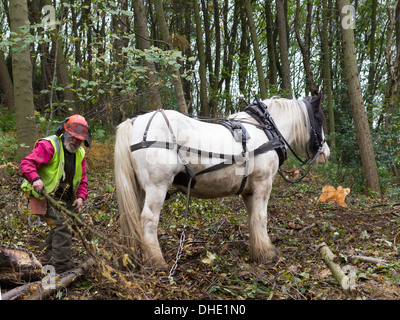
[63, 114, 91, 150]
[64, 136, 83, 153]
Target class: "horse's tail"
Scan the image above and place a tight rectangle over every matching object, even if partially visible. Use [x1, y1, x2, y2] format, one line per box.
[114, 119, 143, 253]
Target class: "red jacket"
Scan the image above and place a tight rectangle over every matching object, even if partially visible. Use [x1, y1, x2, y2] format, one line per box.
[20, 140, 88, 201]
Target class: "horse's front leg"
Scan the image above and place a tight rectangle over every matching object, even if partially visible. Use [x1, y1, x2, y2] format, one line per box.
[242, 183, 276, 262]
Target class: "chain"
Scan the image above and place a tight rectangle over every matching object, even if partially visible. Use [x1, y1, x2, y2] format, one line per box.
[166, 177, 192, 281]
[167, 225, 186, 280]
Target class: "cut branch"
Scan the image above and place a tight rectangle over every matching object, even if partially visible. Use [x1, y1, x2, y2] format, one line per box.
[317, 242, 357, 293]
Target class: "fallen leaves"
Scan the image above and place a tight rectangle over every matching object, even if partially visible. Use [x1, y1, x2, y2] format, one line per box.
[2, 156, 400, 300]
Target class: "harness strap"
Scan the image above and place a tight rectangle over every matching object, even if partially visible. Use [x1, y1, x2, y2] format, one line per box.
[130, 109, 285, 195]
[130, 140, 241, 163]
[130, 137, 282, 195]
[142, 109, 159, 145]
[244, 103, 287, 166]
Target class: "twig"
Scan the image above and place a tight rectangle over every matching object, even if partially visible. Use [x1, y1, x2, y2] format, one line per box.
[299, 222, 316, 233]
[393, 232, 400, 249]
[41, 192, 142, 267]
[346, 255, 386, 265]
[371, 203, 400, 208]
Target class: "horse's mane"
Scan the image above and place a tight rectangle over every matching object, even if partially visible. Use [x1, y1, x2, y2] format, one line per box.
[263, 98, 311, 154]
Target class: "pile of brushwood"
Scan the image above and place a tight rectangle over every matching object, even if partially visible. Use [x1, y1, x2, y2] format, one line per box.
[1, 153, 399, 300]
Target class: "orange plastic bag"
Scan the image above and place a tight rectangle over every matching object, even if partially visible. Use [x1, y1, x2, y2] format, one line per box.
[317, 185, 350, 208]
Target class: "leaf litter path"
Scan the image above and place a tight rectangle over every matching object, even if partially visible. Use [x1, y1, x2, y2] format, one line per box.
[156, 173, 400, 300]
[1, 164, 399, 300]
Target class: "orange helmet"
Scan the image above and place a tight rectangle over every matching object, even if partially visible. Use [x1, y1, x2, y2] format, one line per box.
[63, 114, 92, 147]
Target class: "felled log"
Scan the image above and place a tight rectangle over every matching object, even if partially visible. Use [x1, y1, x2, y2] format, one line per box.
[317, 242, 356, 293]
[2, 281, 41, 300]
[25, 258, 95, 300]
[0, 247, 43, 287]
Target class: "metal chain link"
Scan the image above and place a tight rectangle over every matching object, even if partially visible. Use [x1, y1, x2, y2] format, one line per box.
[166, 177, 192, 281]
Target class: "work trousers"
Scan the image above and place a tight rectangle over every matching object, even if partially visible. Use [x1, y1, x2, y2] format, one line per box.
[41, 200, 74, 273]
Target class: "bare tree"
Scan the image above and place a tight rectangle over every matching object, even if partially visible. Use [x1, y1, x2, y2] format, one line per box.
[275, 0, 292, 98]
[192, 0, 209, 116]
[133, 0, 163, 110]
[294, 0, 318, 96]
[244, 0, 267, 99]
[153, 0, 188, 114]
[338, 0, 381, 195]
[9, 0, 38, 158]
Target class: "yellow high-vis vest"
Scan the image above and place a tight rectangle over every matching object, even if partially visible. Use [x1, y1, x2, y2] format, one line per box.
[21, 135, 85, 200]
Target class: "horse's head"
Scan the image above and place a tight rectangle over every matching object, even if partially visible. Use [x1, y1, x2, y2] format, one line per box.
[303, 94, 330, 165]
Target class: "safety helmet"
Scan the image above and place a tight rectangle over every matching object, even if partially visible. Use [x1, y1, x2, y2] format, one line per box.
[63, 114, 92, 147]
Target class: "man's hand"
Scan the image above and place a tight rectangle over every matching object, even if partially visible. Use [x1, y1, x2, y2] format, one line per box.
[32, 179, 45, 194]
[72, 198, 84, 212]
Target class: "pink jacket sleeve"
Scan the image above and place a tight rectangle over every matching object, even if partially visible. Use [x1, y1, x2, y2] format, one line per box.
[76, 157, 88, 201]
[20, 140, 55, 183]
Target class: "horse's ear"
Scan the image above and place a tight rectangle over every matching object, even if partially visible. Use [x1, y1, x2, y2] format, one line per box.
[312, 93, 322, 110]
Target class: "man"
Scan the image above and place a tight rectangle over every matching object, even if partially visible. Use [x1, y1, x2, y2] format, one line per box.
[21, 114, 91, 273]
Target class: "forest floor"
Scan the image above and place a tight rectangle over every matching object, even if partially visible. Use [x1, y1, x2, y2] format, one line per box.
[1, 140, 400, 301]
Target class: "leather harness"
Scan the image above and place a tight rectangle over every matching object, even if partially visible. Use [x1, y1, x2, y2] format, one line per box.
[129, 98, 289, 196]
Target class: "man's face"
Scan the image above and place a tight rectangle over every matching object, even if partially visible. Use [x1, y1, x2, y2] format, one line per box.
[64, 136, 83, 153]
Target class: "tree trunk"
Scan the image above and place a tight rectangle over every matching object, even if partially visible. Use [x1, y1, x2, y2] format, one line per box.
[43, 0, 76, 114]
[9, 0, 39, 159]
[321, 0, 335, 150]
[384, 0, 400, 130]
[210, 0, 221, 116]
[265, 0, 277, 88]
[275, 0, 292, 98]
[153, 0, 188, 114]
[244, 0, 267, 99]
[238, 0, 250, 95]
[366, 0, 377, 120]
[133, 0, 163, 110]
[192, 0, 209, 116]
[338, 0, 381, 195]
[294, 0, 318, 96]
[220, 0, 239, 113]
[0, 50, 14, 112]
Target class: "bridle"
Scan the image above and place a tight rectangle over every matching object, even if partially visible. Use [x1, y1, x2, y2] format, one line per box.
[244, 93, 326, 183]
[275, 102, 326, 183]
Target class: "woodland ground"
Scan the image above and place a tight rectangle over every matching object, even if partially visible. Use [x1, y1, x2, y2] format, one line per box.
[1, 140, 399, 301]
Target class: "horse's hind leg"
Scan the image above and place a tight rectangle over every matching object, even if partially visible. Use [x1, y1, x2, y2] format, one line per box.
[141, 185, 169, 269]
[242, 186, 276, 262]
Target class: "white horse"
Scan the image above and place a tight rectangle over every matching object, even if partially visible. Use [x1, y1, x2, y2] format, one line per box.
[114, 95, 330, 268]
